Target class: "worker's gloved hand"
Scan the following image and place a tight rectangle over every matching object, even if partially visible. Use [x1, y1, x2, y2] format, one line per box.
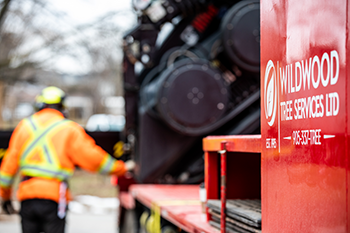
[1, 200, 16, 215]
[125, 160, 136, 172]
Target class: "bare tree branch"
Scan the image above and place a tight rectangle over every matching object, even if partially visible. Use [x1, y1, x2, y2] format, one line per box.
[0, 0, 11, 32]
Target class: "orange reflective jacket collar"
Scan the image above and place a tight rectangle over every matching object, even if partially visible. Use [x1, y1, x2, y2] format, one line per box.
[37, 108, 65, 118]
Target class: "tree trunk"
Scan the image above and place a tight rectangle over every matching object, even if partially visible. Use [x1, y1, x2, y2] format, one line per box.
[0, 81, 4, 128]
[0, 0, 12, 32]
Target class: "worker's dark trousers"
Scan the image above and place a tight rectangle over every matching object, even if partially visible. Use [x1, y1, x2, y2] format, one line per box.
[20, 199, 66, 233]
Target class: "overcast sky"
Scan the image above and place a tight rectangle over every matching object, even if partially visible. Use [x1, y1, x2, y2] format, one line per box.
[45, 0, 136, 74]
[50, 0, 133, 26]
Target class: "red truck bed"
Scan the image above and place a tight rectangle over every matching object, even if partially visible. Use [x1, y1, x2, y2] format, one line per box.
[129, 184, 219, 233]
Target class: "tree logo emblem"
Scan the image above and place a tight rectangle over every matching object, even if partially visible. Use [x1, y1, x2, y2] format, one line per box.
[264, 60, 277, 126]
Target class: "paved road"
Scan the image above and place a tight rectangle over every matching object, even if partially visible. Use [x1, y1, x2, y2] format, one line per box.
[0, 212, 118, 233]
[0, 197, 120, 233]
[0, 214, 21, 233]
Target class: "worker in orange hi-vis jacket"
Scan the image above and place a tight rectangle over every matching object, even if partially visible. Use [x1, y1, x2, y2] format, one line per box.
[0, 86, 135, 233]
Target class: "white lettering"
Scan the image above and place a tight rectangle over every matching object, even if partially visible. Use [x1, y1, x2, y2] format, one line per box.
[310, 96, 316, 118]
[290, 63, 295, 93]
[280, 66, 287, 94]
[325, 92, 340, 116]
[306, 97, 311, 118]
[321, 52, 330, 87]
[293, 95, 325, 120]
[330, 50, 339, 85]
[295, 61, 302, 92]
[319, 94, 324, 117]
[280, 101, 293, 121]
[266, 138, 277, 148]
[288, 65, 291, 93]
[301, 58, 312, 90]
[294, 100, 298, 120]
[271, 138, 277, 148]
[277, 51, 339, 95]
[287, 100, 293, 120]
[316, 95, 320, 117]
[269, 51, 341, 123]
[293, 129, 322, 146]
[310, 129, 322, 145]
[333, 92, 339, 116]
[310, 130, 316, 145]
[312, 55, 320, 89]
[280, 102, 286, 121]
[326, 93, 331, 116]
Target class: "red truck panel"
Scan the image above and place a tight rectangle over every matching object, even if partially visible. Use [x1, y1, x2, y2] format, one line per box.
[130, 185, 219, 233]
[261, 0, 349, 232]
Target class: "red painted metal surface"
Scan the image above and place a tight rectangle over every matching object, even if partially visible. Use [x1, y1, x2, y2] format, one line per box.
[116, 173, 137, 192]
[203, 136, 261, 223]
[203, 135, 261, 153]
[119, 191, 135, 209]
[261, 0, 349, 232]
[205, 151, 219, 221]
[130, 184, 219, 233]
[220, 142, 227, 233]
[347, 2, 350, 228]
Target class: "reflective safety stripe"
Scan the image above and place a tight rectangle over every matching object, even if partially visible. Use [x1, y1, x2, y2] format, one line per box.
[21, 119, 68, 161]
[58, 182, 67, 219]
[20, 166, 72, 181]
[0, 172, 13, 188]
[98, 154, 115, 174]
[27, 117, 37, 131]
[43, 145, 53, 164]
[20, 117, 73, 181]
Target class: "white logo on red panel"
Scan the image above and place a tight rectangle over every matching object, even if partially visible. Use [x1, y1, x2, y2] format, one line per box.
[264, 60, 277, 126]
